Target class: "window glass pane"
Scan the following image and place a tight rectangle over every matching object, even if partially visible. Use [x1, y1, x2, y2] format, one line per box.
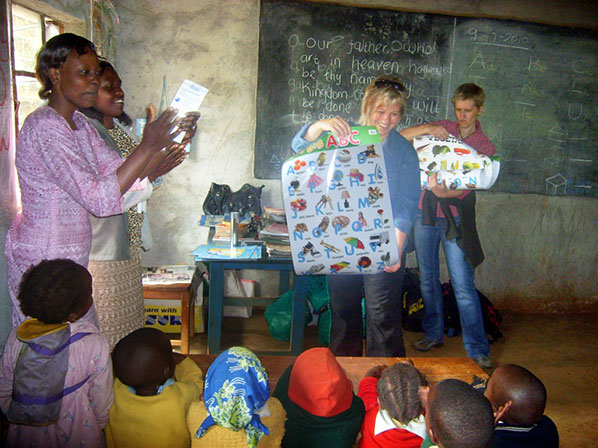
[12, 4, 42, 72]
[45, 20, 61, 40]
[16, 75, 43, 130]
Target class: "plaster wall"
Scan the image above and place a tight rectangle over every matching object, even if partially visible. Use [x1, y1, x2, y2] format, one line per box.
[111, 0, 597, 312]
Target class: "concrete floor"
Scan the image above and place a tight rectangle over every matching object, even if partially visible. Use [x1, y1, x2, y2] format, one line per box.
[185, 310, 598, 448]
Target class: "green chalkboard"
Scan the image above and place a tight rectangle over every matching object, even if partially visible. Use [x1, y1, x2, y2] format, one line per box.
[255, 0, 598, 196]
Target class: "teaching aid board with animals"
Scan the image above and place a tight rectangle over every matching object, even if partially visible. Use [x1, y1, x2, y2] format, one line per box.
[282, 126, 399, 276]
[415, 135, 501, 191]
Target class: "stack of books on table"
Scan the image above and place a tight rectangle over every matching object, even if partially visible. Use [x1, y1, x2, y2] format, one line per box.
[212, 220, 250, 241]
[259, 222, 291, 258]
[198, 215, 260, 244]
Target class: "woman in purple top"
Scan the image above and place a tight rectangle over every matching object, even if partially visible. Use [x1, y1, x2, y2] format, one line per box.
[5, 34, 179, 326]
[401, 83, 495, 370]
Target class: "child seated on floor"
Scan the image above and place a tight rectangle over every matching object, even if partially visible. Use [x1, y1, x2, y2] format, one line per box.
[272, 347, 365, 448]
[484, 364, 559, 448]
[104, 327, 203, 448]
[188, 346, 285, 447]
[0, 259, 113, 448]
[358, 360, 428, 447]
[420, 378, 495, 448]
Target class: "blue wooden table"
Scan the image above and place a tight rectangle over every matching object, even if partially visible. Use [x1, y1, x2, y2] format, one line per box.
[198, 257, 308, 355]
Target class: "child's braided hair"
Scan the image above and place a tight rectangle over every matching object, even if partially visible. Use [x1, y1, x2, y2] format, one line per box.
[376, 363, 428, 425]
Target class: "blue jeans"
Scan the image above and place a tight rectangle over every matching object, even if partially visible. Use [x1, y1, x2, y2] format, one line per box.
[413, 211, 489, 359]
[328, 265, 406, 357]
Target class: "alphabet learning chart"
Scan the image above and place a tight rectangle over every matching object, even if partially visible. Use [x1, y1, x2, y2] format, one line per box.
[282, 126, 399, 276]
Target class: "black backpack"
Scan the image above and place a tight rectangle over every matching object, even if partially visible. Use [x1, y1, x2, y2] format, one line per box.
[477, 288, 504, 343]
[401, 268, 425, 332]
[442, 281, 503, 343]
[442, 282, 462, 337]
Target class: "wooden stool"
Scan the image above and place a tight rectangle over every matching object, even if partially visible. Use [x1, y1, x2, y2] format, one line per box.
[142, 283, 195, 354]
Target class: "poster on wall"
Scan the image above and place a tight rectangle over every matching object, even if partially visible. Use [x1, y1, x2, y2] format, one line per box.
[90, 0, 118, 61]
[282, 126, 399, 276]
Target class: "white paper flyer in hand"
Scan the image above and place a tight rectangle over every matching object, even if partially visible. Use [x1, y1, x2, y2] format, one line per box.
[169, 79, 209, 143]
[415, 135, 500, 190]
[282, 126, 399, 276]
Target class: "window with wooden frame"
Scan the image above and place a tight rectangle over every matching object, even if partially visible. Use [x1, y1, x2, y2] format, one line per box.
[11, 3, 63, 130]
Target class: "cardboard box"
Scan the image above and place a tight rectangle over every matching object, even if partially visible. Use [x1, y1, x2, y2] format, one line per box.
[144, 280, 206, 333]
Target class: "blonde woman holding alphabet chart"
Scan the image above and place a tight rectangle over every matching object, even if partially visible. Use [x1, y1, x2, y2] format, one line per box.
[400, 83, 495, 370]
[291, 75, 420, 356]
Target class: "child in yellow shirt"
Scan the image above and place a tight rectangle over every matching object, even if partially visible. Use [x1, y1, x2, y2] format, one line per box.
[105, 328, 203, 448]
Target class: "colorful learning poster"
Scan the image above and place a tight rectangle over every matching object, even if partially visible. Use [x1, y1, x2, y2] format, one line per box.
[282, 126, 399, 276]
[414, 135, 501, 190]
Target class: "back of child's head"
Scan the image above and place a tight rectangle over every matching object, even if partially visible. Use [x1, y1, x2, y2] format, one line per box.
[427, 379, 494, 448]
[288, 347, 353, 417]
[376, 362, 428, 425]
[112, 328, 174, 394]
[194, 347, 271, 446]
[485, 364, 546, 427]
[18, 258, 92, 324]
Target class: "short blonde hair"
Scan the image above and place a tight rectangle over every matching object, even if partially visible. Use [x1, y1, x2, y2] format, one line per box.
[358, 75, 407, 126]
[452, 83, 486, 109]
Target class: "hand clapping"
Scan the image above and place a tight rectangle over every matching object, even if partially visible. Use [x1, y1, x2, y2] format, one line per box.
[142, 105, 180, 153]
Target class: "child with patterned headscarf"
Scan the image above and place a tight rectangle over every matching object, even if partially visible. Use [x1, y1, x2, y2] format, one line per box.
[188, 347, 286, 447]
[358, 361, 428, 447]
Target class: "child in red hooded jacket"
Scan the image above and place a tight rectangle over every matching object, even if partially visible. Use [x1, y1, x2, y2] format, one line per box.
[273, 347, 365, 448]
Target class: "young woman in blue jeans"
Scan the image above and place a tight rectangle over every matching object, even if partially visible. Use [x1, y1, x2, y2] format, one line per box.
[400, 83, 495, 369]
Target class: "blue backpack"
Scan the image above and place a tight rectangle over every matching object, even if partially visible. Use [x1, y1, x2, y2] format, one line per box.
[7, 320, 90, 426]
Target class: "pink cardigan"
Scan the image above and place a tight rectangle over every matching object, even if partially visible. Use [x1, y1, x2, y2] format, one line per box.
[5, 106, 124, 325]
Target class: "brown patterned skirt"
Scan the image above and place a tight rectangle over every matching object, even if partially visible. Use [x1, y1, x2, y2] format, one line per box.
[88, 250, 145, 351]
